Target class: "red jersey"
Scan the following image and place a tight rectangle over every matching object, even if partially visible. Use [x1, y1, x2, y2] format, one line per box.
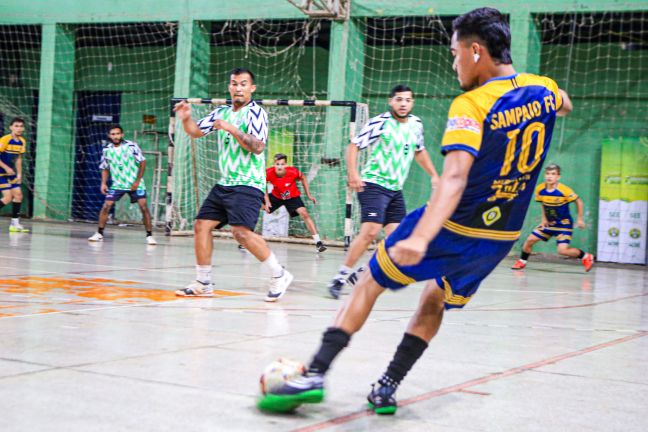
[266, 166, 303, 199]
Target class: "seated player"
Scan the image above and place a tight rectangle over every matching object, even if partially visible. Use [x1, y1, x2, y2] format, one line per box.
[512, 163, 593, 271]
[258, 7, 573, 415]
[0, 117, 29, 232]
[88, 125, 157, 245]
[264, 153, 326, 253]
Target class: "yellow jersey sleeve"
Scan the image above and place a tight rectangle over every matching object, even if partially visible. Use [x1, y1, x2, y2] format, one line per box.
[534, 184, 544, 202]
[0, 135, 9, 153]
[19, 137, 27, 154]
[558, 184, 578, 202]
[440, 95, 483, 157]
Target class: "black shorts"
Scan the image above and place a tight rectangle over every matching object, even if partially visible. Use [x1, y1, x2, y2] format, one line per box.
[357, 182, 406, 225]
[105, 189, 147, 204]
[268, 194, 305, 218]
[196, 184, 264, 230]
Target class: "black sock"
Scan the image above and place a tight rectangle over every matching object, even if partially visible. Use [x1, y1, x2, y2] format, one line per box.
[521, 251, 530, 260]
[98, 227, 105, 235]
[146, 231, 152, 237]
[381, 333, 429, 386]
[577, 249, 585, 259]
[308, 327, 351, 375]
[11, 202, 21, 218]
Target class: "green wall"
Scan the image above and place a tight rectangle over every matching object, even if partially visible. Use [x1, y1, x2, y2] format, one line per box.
[0, 0, 646, 253]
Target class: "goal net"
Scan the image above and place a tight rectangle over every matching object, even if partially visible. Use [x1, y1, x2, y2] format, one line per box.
[167, 98, 369, 246]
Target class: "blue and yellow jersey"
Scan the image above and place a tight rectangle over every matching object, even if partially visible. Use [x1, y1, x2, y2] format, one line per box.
[535, 183, 577, 225]
[440, 73, 563, 241]
[0, 134, 26, 176]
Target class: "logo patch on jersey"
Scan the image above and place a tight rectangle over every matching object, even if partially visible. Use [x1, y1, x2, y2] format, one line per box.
[482, 206, 502, 227]
[445, 116, 481, 134]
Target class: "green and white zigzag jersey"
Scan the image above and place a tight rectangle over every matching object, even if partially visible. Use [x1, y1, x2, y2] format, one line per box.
[99, 140, 146, 191]
[352, 112, 424, 191]
[197, 100, 268, 191]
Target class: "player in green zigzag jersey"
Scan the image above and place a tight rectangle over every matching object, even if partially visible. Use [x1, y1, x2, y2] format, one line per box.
[328, 84, 440, 299]
[88, 125, 156, 245]
[174, 67, 293, 302]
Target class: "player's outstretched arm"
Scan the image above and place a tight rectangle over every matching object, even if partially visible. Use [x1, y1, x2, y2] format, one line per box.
[345, 143, 364, 192]
[389, 150, 474, 266]
[174, 101, 203, 138]
[414, 149, 440, 187]
[557, 89, 573, 117]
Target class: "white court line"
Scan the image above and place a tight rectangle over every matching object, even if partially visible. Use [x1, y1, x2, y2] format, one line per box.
[0, 302, 156, 320]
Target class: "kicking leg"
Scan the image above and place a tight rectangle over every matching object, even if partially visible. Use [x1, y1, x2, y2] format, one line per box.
[258, 271, 386, 411]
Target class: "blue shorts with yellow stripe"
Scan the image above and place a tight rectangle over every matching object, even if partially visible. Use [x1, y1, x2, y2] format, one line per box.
[0, 175, 20, 190]
[368, 206, 515, 310]
[531, 223, 572, 244]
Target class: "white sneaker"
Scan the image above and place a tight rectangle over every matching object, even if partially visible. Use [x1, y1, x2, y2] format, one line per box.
[9, 223, 29, 233]
[265, 269, 293, 302]
[88, 232, 104, 242]
[175, 280, 214, 297]
[146, 236, 157, 245]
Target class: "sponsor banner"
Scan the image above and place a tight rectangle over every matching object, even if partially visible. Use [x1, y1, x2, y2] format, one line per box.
[598, 137, 648, 264]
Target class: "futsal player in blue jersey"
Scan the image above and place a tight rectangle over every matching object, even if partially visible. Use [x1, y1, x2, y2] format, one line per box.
[258, 7, 573, 414]
[512, 163, 594, 271]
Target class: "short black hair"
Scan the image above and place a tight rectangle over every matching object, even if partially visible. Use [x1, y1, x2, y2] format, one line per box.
[274, 153, 288, 162]
[545, 163, 561, 174]
[390, 84, 413, 98]
[10, 117, 25, 126]
[229, 67, 255, 84]
[108, 124, 123, 133]
[452, 8, 512, 64]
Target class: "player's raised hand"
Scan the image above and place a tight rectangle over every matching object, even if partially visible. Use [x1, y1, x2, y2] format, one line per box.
[347, 173, 365, 192]
[173, 100, 192, 121]
[388, 236, 428, 266]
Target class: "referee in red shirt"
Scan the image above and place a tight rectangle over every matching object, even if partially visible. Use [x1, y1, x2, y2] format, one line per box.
[265, 153, 326, 252]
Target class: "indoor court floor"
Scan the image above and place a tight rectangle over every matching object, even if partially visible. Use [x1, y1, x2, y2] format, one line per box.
[1, 221, 646, 431]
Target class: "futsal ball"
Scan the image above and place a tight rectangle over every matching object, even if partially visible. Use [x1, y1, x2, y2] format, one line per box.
[259, 357, 306, 395]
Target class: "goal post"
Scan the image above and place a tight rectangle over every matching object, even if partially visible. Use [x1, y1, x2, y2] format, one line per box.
[165, 97, 368, 250]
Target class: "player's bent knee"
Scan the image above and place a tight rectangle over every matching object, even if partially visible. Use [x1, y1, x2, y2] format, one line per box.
[232, 227, 252, 244]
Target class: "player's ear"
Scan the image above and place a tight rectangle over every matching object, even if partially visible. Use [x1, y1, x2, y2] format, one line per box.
[250, 83, 257, 94]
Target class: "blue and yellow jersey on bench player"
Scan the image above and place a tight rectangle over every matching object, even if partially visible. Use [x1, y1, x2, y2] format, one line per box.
[0, 134, 26, 176]
[368, 73, 563, 309]
[0, 134, 26, 190]
[531, 182, 578, 244]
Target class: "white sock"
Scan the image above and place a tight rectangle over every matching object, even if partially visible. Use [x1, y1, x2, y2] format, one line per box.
[313, 234, 321, 243]
[519, 259, 527, 264]
[263, 252, 284, 278]
[337, 265, 352, 277]
[196, 265, 212, 284]
[11, 218, 19, 226]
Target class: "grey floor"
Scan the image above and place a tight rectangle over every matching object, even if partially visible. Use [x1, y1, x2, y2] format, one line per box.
[0, 221, 647, 432]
